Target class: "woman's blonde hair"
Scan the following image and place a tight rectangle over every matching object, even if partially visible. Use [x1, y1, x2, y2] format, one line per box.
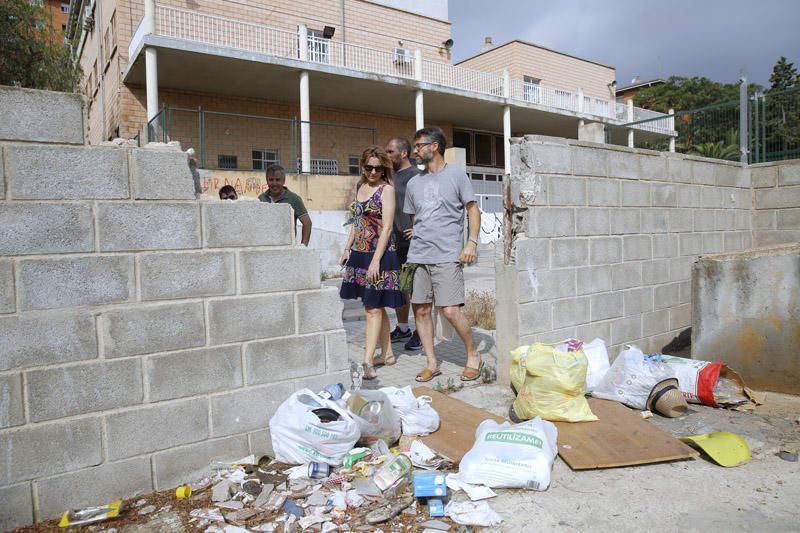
[359, 145, 394, 186]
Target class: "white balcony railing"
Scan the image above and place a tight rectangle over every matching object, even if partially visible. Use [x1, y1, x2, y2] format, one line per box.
[155, 5, 299, 60]
[145, 5, 668, 129]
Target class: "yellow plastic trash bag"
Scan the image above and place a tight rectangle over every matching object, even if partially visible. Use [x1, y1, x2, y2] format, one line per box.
[510, 342, 598, 422]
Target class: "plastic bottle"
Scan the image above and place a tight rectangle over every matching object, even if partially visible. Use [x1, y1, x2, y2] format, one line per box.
[318, 383, 345, 401]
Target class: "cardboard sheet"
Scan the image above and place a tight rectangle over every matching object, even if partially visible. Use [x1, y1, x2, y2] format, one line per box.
[412, 386, 506, 464]
[554, 398, 699, 470]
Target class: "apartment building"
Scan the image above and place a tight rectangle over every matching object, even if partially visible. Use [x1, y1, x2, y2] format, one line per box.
[67, 0, 672, 203]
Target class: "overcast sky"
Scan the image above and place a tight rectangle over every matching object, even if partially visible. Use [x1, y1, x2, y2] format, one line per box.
[449, 0, 800, 88]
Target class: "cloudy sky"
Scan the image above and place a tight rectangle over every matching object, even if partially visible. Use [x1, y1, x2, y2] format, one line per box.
[449, 0, 800, 88]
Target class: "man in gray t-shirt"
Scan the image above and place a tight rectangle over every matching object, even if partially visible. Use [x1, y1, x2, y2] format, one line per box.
[404, 127, 483, 384]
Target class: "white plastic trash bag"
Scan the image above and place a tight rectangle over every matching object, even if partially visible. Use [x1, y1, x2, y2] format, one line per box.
[581, 338, 610, 393]
[269, 389, 360, 465]
[346, 389, 402, 445]
[591, 346, 676, 409]
[457, 417, 558, 490]
[379, 386, 440, 436]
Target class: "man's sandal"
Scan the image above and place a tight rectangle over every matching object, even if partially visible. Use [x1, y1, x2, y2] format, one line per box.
[415, 366, 442, 383]
[460, 360, 485, 382]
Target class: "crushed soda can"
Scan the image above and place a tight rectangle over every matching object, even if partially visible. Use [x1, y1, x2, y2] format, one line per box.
[308, 462, 331, 479]
[59, 500, 123, 528]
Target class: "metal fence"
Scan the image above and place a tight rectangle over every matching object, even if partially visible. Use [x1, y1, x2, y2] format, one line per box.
[606, 85, 800, 163]
[146, 105, 377, 173]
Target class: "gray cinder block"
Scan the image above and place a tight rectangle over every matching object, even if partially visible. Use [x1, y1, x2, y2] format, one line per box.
[7, 145, 128, 199]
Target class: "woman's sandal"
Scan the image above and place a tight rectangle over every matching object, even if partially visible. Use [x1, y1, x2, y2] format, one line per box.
[362, 363, 378, 380]
[460, 360, 485, 382]
[373, 354, 397, 367]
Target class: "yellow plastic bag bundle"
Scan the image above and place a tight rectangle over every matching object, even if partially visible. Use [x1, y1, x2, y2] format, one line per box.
[510, 342, 598, 422]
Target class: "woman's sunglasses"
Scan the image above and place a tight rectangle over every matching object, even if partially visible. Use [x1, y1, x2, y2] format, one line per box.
[363, 165, 384, 174]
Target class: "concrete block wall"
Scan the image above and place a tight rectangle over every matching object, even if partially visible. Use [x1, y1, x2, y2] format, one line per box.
[497, 136, 754, 373]
[751, 160, 800, 246]
[0, 87, 347, 529]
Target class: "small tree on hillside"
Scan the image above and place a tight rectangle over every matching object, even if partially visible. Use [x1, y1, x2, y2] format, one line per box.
[0, 1, 81, 91]
[765, 56, 800, 158]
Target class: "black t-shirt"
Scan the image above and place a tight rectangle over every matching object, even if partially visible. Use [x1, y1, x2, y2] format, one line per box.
[393, 165, 419, 244]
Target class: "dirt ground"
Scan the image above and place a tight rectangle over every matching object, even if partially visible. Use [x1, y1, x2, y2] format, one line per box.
[13, 385, 799, 533]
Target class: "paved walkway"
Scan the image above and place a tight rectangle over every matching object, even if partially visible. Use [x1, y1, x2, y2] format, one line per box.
[324, 263, 499, 391]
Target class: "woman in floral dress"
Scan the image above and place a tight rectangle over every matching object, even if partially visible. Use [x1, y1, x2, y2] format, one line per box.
[340, 146, 405, 379]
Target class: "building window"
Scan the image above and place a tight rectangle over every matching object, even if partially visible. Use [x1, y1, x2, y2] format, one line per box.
[523, 75, 541, 104]
[348, 155, 360, 176]
[29, 0, 43, 6]
[453, 129, 505, 169]
[308, 30, 330, 63]
[60, 3, 70, 13]
[252, 149, 279, 170]
[218, 155, 238, 169]
[34, 20, 45, 29]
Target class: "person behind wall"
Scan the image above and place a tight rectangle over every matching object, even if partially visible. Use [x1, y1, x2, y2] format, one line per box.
[404, 127, 484, 383]
[258, 164, 312, 246]
[218, 184, 238, 200]
[339, 146, 405, 380]
[384, 137, 421, 350]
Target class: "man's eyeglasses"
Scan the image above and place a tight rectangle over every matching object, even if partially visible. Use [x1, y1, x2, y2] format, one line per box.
[363, 165, 384, 173]
[413, 142, 432, 149]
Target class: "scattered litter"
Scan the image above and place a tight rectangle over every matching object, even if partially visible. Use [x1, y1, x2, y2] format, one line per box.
[641, 410, 654, 419]
[215, 501, 244, 510]
[458, 418, 558, 490]
[137, 505, 156, 515]
[59, 500, 124, 528]
[365, 497, 414, 525]
[592, 346, 676, 410]
[380, 386, 441, 435]
[778, 449, 798, 462]
[298, 515, 328, 529]
[510, 341, 597, 422]
[373, 453, 413, 491]
[445, 475, 497, 501]
[189, 507, 224, 523]
[660, 355, 764, 410]
[175, 485, 192, 499]
[679, 432, 751, 467]
[211, 480, 232, 502]
[133, 499, 147, 508]
[269, 388, 360, 465]
[420, 519, 451, 530]
[409, 440, 447, 470]
[282, 499, 305, 517]
[444, 500, 503, 526]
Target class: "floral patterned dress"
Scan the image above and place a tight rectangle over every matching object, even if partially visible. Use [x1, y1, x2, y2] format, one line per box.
[339, 184, 405, 308]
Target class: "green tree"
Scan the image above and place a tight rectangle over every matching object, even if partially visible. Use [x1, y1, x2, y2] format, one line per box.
[0, 0, 81, 91]
[633, 76, 742, 113]
[764, 56, 800, 159]
[768, 56, 798, 91]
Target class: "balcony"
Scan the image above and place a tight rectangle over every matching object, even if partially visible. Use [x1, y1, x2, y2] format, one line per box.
[126, 5, 673, 139]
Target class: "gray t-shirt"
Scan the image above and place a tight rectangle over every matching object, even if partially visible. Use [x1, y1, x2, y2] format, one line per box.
[393, 165, 418, 245]
[404, 164, 476, 264]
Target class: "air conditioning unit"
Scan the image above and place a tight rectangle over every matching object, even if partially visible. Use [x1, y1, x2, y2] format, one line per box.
[393, 48, 411, 64]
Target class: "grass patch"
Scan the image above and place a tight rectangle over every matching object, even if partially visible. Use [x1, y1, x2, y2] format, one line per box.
[463, 289, 496, 330]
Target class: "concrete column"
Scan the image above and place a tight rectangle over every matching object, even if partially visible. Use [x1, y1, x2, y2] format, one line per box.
[627, 99, 634, 148]
[739, 70, 749, 165]
[298, 24, 308, 61]
[300, 71, 311, 173]
[668, 107, 676, 152]
[144, 0, 158, 124]
[415, 90, 424, 131]
[503, 106, 511, 174]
